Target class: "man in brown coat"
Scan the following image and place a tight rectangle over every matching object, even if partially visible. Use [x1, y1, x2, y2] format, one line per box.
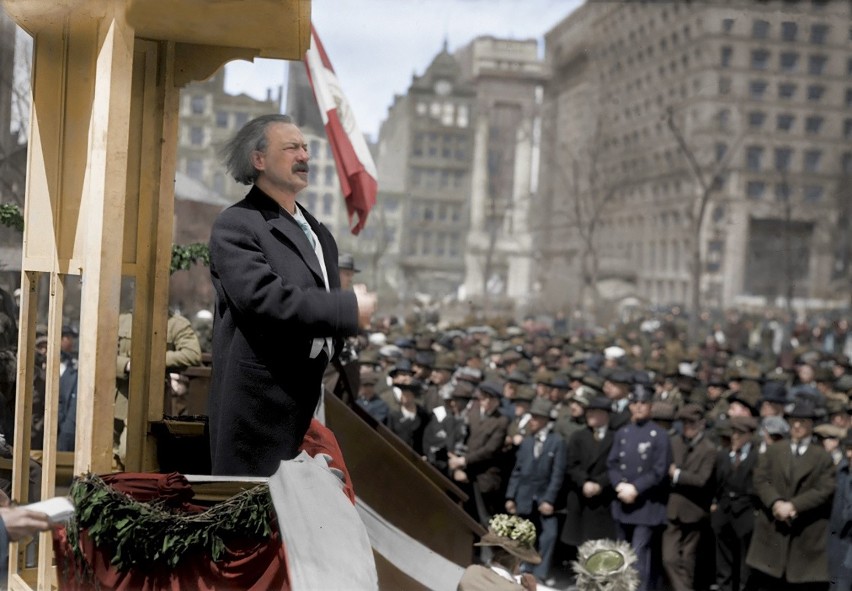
[745, 400, 835, 590]
[662, 403, 717, 590]
[449, 381, 511, 524]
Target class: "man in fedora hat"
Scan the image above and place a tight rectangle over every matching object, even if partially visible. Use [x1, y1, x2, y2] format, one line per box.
[450, 381, 511, 524]
[337, 252, 360, 291]
[457, 514, 540, 590]
[746, 400, 835, 589]
[505, 397, 566, 584]
[712, 416, 760, 591]
[663, 403, 717, 591]
[561, 395, 617, 555]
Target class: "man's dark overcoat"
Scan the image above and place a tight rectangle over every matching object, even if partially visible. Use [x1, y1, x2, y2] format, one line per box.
[561, 426, 616, 546]
[208, 186, 358, 476]
[745, 440, 835, 583]
[711, 444, 760, 539]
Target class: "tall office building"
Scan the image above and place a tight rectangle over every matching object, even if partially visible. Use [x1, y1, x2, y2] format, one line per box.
[536, 0, 851, 313]
[455, 36, 548, 311]
[376, 42, 477, 299]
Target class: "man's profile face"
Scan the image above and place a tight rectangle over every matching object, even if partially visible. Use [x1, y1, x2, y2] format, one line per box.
[339, 269, 355, 290]
[252, 122, 310, 195]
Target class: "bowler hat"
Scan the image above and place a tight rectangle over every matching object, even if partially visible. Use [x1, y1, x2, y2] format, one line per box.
[676, 403, 704, 423]
[651, 402, 676, 422]
[477, 381, 503, 398]
[61, 325, 78, 337]
[506, 370, 530, 385]
[586, 395, 612, 412]
[728, 390, 760, 416]
[785, 400, 819, 420]
[389, 359, 414, 377]
[529, 397, 554, 418]
[729, 416, 759, 433]
[451, 381, 476, 400]
[397, 380, 424, 393]
[338, 253, 360, 272]
[581, 374, 605, 391]
[760, 381, 788, 405]
[608, 370, 634, 385]
[514, 385, 536, 403]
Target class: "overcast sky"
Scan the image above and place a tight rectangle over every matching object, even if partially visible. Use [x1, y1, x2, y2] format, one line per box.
[224, 0, 583, 141]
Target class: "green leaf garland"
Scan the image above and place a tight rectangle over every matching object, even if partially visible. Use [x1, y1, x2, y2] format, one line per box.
[65, 474, 274, 574]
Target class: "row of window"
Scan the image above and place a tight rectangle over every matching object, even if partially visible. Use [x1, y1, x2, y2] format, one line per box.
[301, 192, 337, 216]
[721, 47, 832, 75]
[746, 181, 825, 202]
[745, 145, 829, 173]
[412, 132, 469, 160]
[742, 107, 852, 136]
[410, 168, 467, 190]
[742, 111, 852, 136]
[404, 232, 462, 257]
[414, 101, 470, 128]
[719, 77, 852, 104]
[408, 201, 463, 223]
[307, 165, 339, 188]
[724, 18, 831, 44]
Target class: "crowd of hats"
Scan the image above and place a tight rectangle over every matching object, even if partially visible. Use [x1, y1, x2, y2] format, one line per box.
[353, 313, 852, 443]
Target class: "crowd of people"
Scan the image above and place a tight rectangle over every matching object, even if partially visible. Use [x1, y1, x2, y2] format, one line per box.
[347, 311, 852, 591]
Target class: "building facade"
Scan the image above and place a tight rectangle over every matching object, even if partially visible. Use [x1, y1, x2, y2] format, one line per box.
[537, 0, 851, 315]
[177, 69, 281, 204]
[376, 43, 477, 300]
[455, 36, 548, 314]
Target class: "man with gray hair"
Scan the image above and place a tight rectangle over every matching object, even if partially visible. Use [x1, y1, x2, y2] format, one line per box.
[208, 114, 375, 476]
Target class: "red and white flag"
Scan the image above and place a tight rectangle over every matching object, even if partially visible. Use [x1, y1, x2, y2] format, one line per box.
[304, 26, 378, 235]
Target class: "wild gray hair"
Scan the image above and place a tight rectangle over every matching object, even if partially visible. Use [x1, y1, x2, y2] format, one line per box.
[221, 114, 295, 185]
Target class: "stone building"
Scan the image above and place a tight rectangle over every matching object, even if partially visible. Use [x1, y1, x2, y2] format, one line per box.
[375, 42, 477, 300]
[455, 36, 547, 314]
[177, 69, 280, 204]
[536, 0, 851, 315]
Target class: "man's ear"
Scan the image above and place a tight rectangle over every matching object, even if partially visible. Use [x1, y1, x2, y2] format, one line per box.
[250, 150, 265, 171]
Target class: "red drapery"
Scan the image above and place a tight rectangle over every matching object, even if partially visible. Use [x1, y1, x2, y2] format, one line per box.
[53, 420, 353, 590]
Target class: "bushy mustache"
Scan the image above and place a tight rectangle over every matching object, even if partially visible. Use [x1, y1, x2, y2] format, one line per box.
[292, 162, 309, 173]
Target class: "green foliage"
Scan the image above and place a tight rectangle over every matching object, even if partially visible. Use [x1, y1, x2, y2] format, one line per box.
[65, 473, 274, 575]
[0, 203, 24, 232]
[171, 243, 210, 274]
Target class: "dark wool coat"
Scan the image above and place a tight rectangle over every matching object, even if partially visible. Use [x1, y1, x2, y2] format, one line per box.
[711, 444, 760, 538]
[607, 420, 672, 527]
[561, 426, 617, 546]
[745, 440, 836, 583]
[208, 186, 358, 476]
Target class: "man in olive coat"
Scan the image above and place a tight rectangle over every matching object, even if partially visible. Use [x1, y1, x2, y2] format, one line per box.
[662, 403, 717, 591]
[746, 400, 836, 590]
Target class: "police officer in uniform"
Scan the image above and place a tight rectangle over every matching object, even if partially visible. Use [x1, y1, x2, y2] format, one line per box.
[607, 382, 672, 591]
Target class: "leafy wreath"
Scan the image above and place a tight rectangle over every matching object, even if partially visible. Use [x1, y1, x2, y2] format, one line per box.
[65, 474, 274, 574]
